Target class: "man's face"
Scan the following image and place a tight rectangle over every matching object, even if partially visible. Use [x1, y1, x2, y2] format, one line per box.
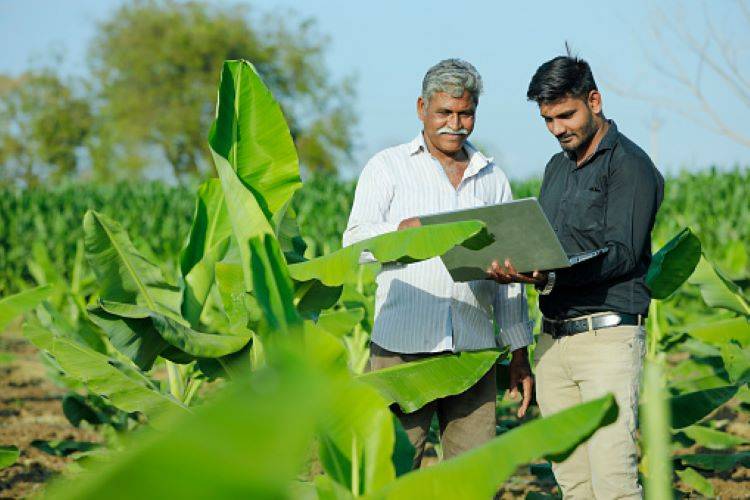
[539, 92, 600, 153]
[417, 90, 476, 155]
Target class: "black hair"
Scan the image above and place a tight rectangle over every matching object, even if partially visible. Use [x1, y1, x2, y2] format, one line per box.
[526, 46, 598, 104]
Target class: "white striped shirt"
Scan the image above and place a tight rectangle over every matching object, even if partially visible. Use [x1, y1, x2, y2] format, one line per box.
[343, 133, 534, 354]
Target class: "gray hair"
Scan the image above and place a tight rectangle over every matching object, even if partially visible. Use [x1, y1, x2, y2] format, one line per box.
[421, 59, 483, 106]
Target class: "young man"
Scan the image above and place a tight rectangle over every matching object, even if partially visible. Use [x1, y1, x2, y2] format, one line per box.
[489, 55, 664, 498]
[344, 59, 534, 468]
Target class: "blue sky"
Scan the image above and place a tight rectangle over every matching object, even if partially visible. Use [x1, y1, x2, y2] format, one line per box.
[1, 0, 748, 179]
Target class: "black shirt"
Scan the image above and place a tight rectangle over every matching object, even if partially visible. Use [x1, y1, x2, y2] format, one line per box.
[538, 121, 664, 319]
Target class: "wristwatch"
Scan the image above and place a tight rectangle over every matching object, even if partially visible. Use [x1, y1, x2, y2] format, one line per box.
[537, 271, 555, 295]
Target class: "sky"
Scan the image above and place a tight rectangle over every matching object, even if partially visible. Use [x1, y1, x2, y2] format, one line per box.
[1, 0, 748, 179]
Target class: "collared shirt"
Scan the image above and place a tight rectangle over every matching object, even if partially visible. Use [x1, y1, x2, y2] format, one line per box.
[343, 133, 533, 354]
[538, 121, 665, 319]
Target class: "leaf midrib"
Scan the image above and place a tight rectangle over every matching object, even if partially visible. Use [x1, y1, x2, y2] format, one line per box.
[96, 213, 157, 311]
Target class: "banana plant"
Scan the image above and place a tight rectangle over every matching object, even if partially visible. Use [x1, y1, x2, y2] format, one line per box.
[642, 226, 750, 496]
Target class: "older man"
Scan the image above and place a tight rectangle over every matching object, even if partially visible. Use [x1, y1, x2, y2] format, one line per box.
[343, 59, 534, 468]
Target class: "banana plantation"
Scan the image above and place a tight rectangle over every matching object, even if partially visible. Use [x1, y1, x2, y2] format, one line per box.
[0, 60, 749, 498]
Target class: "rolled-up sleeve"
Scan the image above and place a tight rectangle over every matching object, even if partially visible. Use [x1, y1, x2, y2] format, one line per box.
[342, 154, 399, 247]
[495, 283, 534, 351]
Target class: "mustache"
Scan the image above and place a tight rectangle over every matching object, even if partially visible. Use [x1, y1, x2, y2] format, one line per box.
[437, 126, 469, 135]
[557, 133, 575, 141]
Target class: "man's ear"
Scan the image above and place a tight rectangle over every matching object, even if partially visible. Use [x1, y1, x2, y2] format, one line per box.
[588, 90, 602, 115]
[417, 96, 426, 121]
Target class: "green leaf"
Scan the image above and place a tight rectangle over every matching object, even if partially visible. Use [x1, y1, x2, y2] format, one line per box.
[359, 350, 501, 413]
[83, 210, 181, 320]
[248, 234, 300, 336]
[151, 314, 251, 358]
[392, 417, 416, 477]
[368, 394, 617, 499]
[208, 60, 301, 219]
[317, 308, 365, 338]
[686, 318, 750, 347]
[719, 342, 750, 384]
[31, 439, 100, 457]
[675, 467, 714, 497]
[88, 307, 167, 371]
[0, 445, 19, 470]
[297, 279, 343, 316]
[646, 228, 701, 299]
[688, 256, 750, 316]
[288, 221, 489, 286]
[679, 452, 750, 472]
[180, 180, 232, 326]
[23, 320, 187, 429]
[0, 284, 53, 332]
[319, 379, 396, 495]
[44, 354, 325, 500]
[680, 425, 749, 450]
[670, 385, 739, 429]
[213, 150, 274, 290]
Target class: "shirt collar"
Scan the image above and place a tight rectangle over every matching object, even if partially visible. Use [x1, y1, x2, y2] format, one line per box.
[565, 119, 619, 165]
[409, 132, 494, 173]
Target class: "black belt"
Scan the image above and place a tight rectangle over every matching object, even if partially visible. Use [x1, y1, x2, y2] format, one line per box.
[542, 313, 642, 339]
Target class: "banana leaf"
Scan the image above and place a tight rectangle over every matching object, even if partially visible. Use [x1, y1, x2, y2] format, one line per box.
[180, 179, 232, 326]
[679, 425, 749, 450]
[670, 385, 739, 429]
[43, 355, 325, 500]
[359, 350, 501, 413]
[0, 284, 52, 332]
[646, 228, 701, 299]
[317, 308, 366, 338]
[686, 317, 750, 347]
[288, 221, 489, 286]
[678, 452, 750, 472]
[319, 378, 396, 495]
[688, 256, 750, 316]
[368, 394, 617, 499]
[208, 59, 301, 219]
[83, 211, 181, 320]
[675, 467, 714, 497]
[151, 314, 251, 358]
[23, 319, 187, 429]
[88, 307, 167, 371]
[0, 445, 19, 470]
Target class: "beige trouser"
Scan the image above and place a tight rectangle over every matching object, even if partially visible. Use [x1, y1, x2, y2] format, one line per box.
[369, 343, 497, 469]
[534, 323, 646, 500]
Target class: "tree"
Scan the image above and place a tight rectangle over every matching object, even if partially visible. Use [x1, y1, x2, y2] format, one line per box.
[88, 0, 356, 178]
[0, 71, 92, 186]
[605, 1, 750, 148]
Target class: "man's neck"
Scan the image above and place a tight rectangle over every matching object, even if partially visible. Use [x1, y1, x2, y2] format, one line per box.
[574, 118, 609, 166]
[422, 131, 469, 164]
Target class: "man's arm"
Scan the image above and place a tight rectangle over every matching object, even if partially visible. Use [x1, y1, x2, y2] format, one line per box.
[342, 155, 398, 247]
[555, 156, 663, 287]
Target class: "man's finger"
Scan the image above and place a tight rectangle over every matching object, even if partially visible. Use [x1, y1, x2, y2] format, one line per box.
[517, 376, 533, 418]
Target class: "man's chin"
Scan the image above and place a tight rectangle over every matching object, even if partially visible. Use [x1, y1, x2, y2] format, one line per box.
[436, 136, 466, 150]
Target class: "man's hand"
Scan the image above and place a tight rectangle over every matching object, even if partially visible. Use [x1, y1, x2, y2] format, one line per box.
[487, 259, 548, 286]
[398, 217, 421, 230]
[508, 346, 534, 418]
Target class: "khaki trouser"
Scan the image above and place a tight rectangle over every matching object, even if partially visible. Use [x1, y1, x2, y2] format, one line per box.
[534, 323, 646, 500]
[369, 343, 497, 469]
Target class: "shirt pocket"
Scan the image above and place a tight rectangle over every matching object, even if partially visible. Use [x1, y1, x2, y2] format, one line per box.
[569, 188, 606, 233]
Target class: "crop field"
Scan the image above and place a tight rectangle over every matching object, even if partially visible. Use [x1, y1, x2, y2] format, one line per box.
[1, 60, 749, 499]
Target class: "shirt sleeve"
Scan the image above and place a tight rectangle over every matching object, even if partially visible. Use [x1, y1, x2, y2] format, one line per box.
[555, 155, 664, 287]
[495, 283, 534, 351]
[342, 154, 399, 247]
[494, 175, 533, 351]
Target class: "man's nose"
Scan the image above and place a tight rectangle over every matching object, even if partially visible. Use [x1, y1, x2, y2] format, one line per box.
[448, 114, 461, 130]
[551, 120, 566, 137]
